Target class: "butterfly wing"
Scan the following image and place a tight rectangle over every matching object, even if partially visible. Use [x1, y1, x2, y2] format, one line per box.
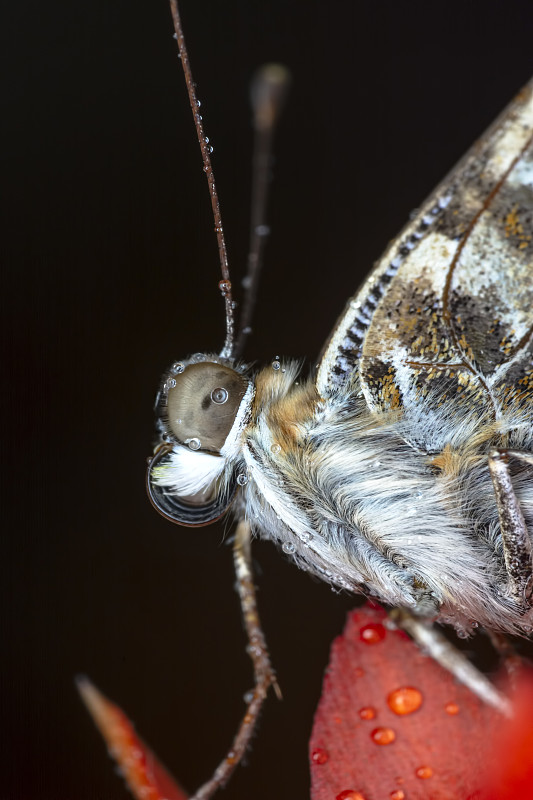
[317, 78, 533, 447]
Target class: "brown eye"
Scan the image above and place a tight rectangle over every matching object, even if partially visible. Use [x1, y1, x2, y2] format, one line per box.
[211, 387, 228, 404]
[165, 362, 248, 452]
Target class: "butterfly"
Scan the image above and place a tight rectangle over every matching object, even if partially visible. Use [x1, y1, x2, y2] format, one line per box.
[141, 3, 533, 797]
[148, 45, 533, 638]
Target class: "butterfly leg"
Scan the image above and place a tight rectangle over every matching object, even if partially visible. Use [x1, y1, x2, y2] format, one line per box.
[390, 608, 511, 715]
[191, 518, 279, 800]
[488, 448, 533, 606]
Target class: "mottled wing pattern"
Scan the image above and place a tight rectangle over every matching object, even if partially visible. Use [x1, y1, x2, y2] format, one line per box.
[317, 79, 533, 438]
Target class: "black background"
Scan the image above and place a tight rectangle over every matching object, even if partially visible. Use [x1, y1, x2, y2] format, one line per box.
[3, 1, 533, 798]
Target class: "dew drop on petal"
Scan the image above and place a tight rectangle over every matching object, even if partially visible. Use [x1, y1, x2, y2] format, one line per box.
[390, 791, 405, 800]
[237, 473, 249, 486]
[300, 531, 313, 543]
[360, 622, 386, 644]
[218, 279, 232, 294]
[358, 707, 376, 721]
[415, 766, 433, 779]
[445, 702, 460, 715]
[167, 378, 177, 389]
[371, 727, 396, 745]
[387, 686, 423, 716]
[270, 443, 281, 454]
[188, 438, 201, 451]
[272, 359, 281, 371]
[336, 792, 367, 800]
[311, 747, 329, 765]
[282, 542, 296, 554]
[170, 361, 185, 374]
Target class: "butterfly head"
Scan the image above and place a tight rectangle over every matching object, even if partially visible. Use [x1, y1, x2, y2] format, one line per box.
[147, 354, 253, 527]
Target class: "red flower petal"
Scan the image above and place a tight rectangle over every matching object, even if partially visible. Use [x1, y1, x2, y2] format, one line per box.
[78, 677, 188, 800]
[480, 673, 533, 800]
[310, 604, 500, 800]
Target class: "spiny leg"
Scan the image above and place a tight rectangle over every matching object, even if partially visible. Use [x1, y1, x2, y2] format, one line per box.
[488, 448, 533, 605]
[191, 519, 279, 800]
[389, 608, 512, 716]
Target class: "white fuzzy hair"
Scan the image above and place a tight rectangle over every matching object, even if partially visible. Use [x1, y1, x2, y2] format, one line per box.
[241, 361, 533, 634]
[153, 446, 225, 497]
[153, 382, 255, 497]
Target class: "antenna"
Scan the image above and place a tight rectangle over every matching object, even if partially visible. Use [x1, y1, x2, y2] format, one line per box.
[168, 0, 235, 360]
[235, 64, 291, 358]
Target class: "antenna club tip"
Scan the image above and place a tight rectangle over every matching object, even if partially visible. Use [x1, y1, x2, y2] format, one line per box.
[255, 63, 291, 85]
[251, 64, 292, 132]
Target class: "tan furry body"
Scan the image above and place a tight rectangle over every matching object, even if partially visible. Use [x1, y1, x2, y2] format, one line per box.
[240, 362, 533, 634]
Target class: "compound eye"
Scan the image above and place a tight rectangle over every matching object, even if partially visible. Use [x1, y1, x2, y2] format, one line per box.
[166, 362, 248, 452]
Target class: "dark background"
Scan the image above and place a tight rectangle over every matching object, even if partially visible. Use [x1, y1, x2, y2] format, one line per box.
[3, 1, 533, 798]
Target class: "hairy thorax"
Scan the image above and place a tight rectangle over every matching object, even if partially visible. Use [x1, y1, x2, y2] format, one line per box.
[242, 360, 533, 635]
